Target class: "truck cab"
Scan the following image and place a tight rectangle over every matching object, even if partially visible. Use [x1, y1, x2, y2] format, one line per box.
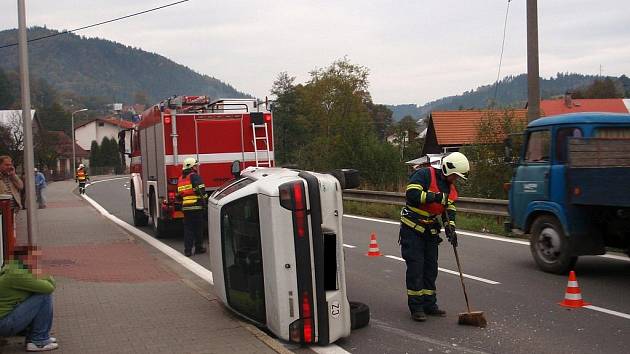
[508, 112, 630, 273]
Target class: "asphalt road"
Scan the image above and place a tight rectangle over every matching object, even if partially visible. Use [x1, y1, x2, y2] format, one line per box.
[87, 177, 630, 354]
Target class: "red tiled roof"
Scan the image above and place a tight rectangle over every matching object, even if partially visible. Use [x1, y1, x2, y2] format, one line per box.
[74, 117, 134, 130]
[431, 109, 528, 146]
[46, 131, 89, 158]
[541, 98, 628, 116]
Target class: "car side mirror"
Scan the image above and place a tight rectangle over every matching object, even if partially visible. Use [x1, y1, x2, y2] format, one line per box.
[231, 160, 241, 179]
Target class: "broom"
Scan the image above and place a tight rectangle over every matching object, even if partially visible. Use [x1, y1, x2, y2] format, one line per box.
[443, 212, 487, 328]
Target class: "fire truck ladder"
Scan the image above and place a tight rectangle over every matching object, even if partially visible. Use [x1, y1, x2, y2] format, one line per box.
[251, 119, 272, 167]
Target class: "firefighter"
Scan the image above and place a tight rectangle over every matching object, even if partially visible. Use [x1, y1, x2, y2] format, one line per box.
[177, 157, 208, 257]
[399, 152, 470, 322]
[75, 164, 89, 195]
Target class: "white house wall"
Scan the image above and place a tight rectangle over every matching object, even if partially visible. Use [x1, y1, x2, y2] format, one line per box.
[75, 121, 131, 166]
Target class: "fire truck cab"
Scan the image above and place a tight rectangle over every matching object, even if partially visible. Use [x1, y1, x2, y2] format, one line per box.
[120, 95, 274, 238]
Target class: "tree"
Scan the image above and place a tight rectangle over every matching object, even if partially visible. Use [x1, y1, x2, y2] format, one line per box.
[458, 110, 525, 198]
[572, 78, 623, 99]
[270, 58, 405, 189]
[366, 102, 394, 141]
[0, 67, 14, 109]
[89, 140, 100, 167]
[34, 131, 59, 171]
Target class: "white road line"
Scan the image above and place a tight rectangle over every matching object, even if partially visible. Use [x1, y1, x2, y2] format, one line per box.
[344, 214, 630, 262]
[584, 305, 630, 320]
[384, 256, 500, 285]
[84, 179, 351, 353]
[343, 244, 356, 248]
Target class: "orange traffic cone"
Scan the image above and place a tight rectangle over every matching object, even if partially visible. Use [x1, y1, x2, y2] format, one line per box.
[366, 232, 383, 257]
[559, 270, 590, 308]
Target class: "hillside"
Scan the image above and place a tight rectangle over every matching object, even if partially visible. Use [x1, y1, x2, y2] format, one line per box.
[387, 73, 625, 121]
[0, 27, 248, 103]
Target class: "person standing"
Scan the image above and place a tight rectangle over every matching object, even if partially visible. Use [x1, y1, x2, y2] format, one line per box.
[399, 152, 469, 322]
[35, 168, 47, 209]
[177, 158, 208, 257]
[75, 164, 89, 195]
[0, 155, 24, 211]
[0, 245, 59, 351]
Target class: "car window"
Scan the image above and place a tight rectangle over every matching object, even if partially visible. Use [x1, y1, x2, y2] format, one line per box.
[221, 194, 266, 324]
[525, 129, 551, 163]
[555, 127, 582, 163]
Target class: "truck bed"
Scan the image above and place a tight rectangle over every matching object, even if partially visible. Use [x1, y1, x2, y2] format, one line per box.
[568, 138, 630, 207]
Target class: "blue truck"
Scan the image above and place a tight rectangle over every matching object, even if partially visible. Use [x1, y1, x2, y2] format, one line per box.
[507, 112, 630, 273]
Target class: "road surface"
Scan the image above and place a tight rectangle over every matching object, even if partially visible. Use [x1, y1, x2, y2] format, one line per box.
[87, 177, 630, 354]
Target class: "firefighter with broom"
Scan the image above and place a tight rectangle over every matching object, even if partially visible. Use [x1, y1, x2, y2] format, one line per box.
[399, 152, 469, 322]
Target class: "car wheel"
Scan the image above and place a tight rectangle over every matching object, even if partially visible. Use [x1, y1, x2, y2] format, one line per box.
[530, 215, 577, 274]
[149, 190, 168, 239]
[350, 301, 370, 330]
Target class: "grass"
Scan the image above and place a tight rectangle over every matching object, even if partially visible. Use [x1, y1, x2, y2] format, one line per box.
[343, 200, 511, 237]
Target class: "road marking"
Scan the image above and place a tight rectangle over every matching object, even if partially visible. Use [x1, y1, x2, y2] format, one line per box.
[584, 305, 630, 320]
[384, 256, 500, 285]
[344, 214, 630, 262]
[85, 179, 351, 353]
[343, 244, 356, 248]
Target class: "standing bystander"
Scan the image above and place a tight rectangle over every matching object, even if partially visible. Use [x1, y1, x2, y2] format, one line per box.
[34, 168, 47, 209]
[0, 155, 24, 212]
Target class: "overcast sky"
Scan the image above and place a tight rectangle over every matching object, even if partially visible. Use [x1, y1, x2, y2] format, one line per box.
[1, 0, 629, 105]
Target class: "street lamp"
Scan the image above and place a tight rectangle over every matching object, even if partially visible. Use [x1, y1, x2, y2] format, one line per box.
[71, 108, 88, 174]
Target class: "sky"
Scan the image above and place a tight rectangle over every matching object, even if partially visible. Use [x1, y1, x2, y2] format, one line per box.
[1, 0, 629, 105]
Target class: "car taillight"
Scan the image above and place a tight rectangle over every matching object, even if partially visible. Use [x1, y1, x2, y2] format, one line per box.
[264, 113, 272, 123]
[302, 292, 313, 343]
[168, 192, 176, 202]
[288, 292, 314, 343]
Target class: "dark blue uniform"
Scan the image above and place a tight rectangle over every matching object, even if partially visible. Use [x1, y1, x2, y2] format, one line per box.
[178, 171, 207, 256]
[399, 167, 456, 315]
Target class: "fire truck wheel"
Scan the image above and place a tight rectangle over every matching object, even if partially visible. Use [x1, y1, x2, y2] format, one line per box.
[349, 301, 370, 330]
[149, 190, 168, 239]
[131, 186, 148, 226]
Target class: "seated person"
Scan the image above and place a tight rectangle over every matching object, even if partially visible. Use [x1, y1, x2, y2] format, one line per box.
[0, 246, 58, 352]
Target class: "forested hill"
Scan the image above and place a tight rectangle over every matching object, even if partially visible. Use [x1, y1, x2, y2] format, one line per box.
[387, 73, 626, 121]
[0, 27, 248, 103]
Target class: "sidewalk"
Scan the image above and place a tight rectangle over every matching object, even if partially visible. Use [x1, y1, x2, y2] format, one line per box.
[2, 180, 288, 354]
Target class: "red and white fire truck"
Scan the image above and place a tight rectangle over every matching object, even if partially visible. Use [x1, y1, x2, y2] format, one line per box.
[119, 95, 274, 238]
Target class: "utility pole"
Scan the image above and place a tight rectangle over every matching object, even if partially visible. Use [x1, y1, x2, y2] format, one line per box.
[17, 0, 38, 244]
[526, 0, 540, 122]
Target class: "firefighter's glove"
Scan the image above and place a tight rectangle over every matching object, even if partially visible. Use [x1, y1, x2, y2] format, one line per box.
[444, 225, 458, 247]
[433, 192, 449, 206]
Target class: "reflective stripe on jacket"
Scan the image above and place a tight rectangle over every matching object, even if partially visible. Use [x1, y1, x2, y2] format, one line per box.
[177, 173, 204, 211]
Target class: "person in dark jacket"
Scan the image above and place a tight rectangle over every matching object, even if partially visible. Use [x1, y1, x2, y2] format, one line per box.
[177, 158, 208, 257]
[399, 152, 470, 322]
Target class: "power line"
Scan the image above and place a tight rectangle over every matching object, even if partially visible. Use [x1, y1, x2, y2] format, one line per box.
[0, 0, 189, 50]
[492, 0, 512, 105]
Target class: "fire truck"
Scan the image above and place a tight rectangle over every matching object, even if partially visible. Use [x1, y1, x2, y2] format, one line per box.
[119, 95, 274, 238]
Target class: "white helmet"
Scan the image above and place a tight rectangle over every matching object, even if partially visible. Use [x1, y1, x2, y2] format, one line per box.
[182, 157, 198, 171]
[441, 152, 470, 180]
[78, 164, 85, 169]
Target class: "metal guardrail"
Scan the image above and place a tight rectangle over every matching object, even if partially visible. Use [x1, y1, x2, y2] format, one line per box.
[343, 189, 509, 217]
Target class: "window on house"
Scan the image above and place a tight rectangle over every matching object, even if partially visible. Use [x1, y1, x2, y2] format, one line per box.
[98, 122, 105, 127]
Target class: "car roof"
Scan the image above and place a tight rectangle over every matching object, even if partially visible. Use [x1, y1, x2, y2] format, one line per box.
[528, 112, 630, 128]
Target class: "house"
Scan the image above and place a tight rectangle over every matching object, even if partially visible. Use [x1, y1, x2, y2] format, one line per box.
[540, 95, 630, 116]
[44, 131, 89, 181]
[74, 117, 134, 165]
[421, 109, 528, 155]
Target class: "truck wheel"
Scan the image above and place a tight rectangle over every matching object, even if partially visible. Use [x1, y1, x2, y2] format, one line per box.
[131, 186, 148, 226]
[149, 191, 168, 239]
[350, 301, 370, 330]
[530, 215, 577, 274]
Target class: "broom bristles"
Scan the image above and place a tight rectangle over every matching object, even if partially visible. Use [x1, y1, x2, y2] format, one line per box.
[458, 311, 487, 328]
